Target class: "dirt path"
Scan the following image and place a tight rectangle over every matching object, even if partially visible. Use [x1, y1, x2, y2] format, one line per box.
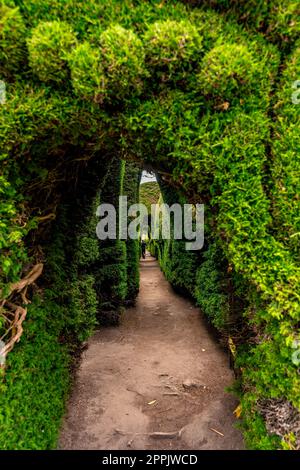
[59, 256, 244, 450]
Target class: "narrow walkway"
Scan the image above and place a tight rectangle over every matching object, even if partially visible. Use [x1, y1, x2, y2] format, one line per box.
[59, 256, 244, 450]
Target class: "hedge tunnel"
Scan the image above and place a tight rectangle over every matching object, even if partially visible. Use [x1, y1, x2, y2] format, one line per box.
[0, 0, 299, 450]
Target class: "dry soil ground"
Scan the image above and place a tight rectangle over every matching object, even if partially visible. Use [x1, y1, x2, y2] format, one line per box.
[59, 255, 244, 450]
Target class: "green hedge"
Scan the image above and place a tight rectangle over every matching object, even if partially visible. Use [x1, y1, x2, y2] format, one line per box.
[0, 4, 26, 76]
[95, 158, 127, 324]
[0, 297, 70, 450]
[0, 0, 299, 450]
[27, 20, 77, 83]
[123, 162, 141, 303]
[270, 41, 300, 261]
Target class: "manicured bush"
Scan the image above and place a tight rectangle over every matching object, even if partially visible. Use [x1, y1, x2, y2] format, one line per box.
[144, 19, 203, 82]
[195, 243, 229, 330]
[69, 42, 106, 103]
[149, 178, 199, 296]
[123, 162, 141, 303]
[27, 20, 77, 83]
[197, 43, 260, 103]
[95, 158, 128, 323]
[99, 24, 146, 101]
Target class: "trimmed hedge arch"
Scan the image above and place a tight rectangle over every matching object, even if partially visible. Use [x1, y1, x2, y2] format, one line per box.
[0, 0, 299, 450]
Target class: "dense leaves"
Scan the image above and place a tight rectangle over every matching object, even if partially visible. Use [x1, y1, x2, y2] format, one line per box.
[197, 43, 260, 102]
[144, 20, 203, 83]
[69, 42, 106, 102]
[0, 4, 26, 76]
[0, 0, 299, 450]
[99, 25, 146, 101]
[27, 20, 77, 83]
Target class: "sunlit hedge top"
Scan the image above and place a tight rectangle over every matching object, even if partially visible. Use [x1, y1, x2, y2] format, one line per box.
[143, 20, 203, 82]
[0, 4, 26, 76]
[27, 20, 77, 83]
[99, 24, 146, 101]
[69, 42, 105, 103]
[16, 15, 278, 107]
[197, 44, 260, 102]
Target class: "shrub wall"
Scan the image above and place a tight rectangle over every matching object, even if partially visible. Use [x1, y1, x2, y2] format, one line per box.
[0, 0, 299, 450]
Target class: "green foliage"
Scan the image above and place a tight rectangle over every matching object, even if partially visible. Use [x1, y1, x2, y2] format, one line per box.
[68, 275, 98, 342]
[197, 43, 260, 103]
[139, 181, 160, 213]
[95, 158, 128, 323]
[44, 198, 98, 344]
[150, 180, 199, 296]
[12, 0, 193, 40]
[125, 238, 140, 302]
[200, 0, 300, 48]
[123, 25, 299, 448]
[0, 176, 28, 291]
[195, 243, 229, 330]
[270, 42, 300, 260]
[236, 314, 300, 449]
[27, 20, 77, 83]
[99, 24, 146, 101]
[69, 42, 106, 102]
[123, 162, 141, 303]
[0, 296, 70, 450]
[144, 19, 203, 83]
[0, 157, 112, 449]
[160, 239, 199, 296]
[1, 0, 300, 451]
[239, 406, 282, 450]
[0, 4, 26, 76]
[266, 1, 300, 45]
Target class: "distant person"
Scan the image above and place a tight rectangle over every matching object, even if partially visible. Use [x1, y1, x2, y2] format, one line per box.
[141, 240, 146, 259]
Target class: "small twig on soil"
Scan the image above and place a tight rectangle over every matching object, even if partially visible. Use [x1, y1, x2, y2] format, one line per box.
[113, 427, 184, 440]
[149, 431, 181, 439]
[126, 387, 144, 398]
[210, 428, 224, 437]
[127, 434, 137, 447]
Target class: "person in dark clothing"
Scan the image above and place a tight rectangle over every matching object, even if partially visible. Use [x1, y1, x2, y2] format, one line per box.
[141, 240, 146, 259]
